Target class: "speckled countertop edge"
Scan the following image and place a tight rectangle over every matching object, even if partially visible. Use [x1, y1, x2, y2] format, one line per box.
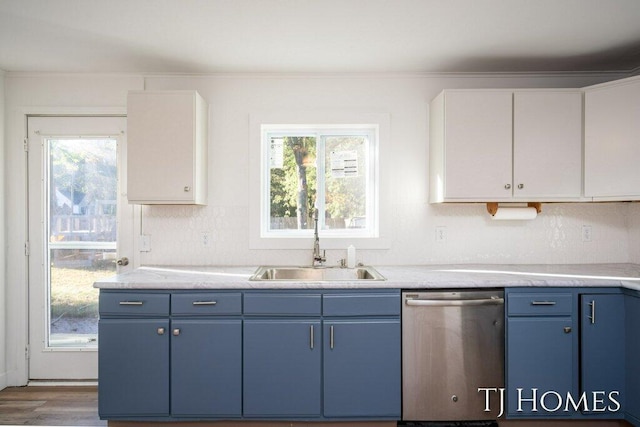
[94, 263, 640, 292]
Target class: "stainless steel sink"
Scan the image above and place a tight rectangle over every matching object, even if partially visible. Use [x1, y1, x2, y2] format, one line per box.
[250, 266, 386, 282]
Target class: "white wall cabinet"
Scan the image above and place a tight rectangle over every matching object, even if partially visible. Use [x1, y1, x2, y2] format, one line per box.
[127, 90, 208, 205]
[584, 76, 640, 201]
[430, 89, 583, 203]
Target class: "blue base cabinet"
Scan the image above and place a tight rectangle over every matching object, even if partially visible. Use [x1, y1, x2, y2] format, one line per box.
[171, 319, 242, 417]
[580, 294, 625, 418]
[626, 292, 640, 425]
[99, 291, 243, 420]
[321, 291, 401, 419]
[99, 318, 170, 417]
[323, 319, 401, 418]
[505, 290, 577, 418]
[505, 288, 625, 421]
[99, 288, 401, 422]
[243, 319, 322, 417]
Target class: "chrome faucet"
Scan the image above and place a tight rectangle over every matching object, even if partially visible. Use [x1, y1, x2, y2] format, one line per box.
[312, 208, 326, 267]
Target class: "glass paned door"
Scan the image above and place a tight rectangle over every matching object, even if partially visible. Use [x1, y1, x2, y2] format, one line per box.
[48, 137, 116, 348]
[28, 116, 134, 380]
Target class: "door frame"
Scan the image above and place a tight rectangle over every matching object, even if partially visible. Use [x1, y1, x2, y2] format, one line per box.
[7, 107, 141, 385]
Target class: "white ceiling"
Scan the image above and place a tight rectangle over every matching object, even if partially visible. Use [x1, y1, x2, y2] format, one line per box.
[1, 0, 640, 74]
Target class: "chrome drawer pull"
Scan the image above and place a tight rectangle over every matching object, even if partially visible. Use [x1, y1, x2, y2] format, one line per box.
[310, 325, 314, 350]
[119, 301, 143, 306]
[531, 301, 556, 306]
[588, 300, 596, 324]
[192, 301, 217, 306]
[330, 325, 335, 349]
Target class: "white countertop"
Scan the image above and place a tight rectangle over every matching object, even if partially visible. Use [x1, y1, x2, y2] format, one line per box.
[94, 263, 640, 291]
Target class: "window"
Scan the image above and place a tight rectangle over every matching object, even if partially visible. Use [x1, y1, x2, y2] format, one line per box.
[262, 125, 378, 238]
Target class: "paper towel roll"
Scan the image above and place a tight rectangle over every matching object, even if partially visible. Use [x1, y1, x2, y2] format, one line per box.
[490, 207, 538, 220]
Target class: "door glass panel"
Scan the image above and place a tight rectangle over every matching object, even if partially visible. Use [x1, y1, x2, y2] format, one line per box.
[47, 138, 117, 348]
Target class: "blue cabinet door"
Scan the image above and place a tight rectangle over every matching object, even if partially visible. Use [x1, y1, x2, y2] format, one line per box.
[98, 318, 169, 417]
[243, 319, 321, 417]
[581, 294, 625, 417]
[506, 316, 575, 417]
[171, 319, 242, 417]
[626, 294, 640, 425]
[323, 319, 401, 418]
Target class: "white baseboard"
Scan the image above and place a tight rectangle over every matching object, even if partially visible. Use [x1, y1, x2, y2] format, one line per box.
[28, 380, 98, 386]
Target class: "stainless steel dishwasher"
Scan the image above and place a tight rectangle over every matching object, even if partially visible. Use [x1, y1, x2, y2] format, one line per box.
[402, 290, 504, 421]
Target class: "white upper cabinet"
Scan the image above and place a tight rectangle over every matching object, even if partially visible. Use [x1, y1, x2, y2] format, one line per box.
[513, 91, 583, 199]
[430, 90, 513, 202]
[430, 89, 583, 203]
[127, 90, 208, 205]
[584, 76, 640, 201]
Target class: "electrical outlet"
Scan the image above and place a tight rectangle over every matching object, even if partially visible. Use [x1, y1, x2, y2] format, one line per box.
[435, 226, 446, 243]
[582, 225, 592, 242]
[139, 234, 151, 252]
[201, 232, 210, 247]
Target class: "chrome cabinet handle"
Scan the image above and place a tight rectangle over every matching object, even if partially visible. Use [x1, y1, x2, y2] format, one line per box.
[504, 184, 512, 190]
[588, 300, 596, 324]
[330, 325, 335, 349]
[192, 301, 217, 306]
[157, 327, 165, 335]
[309, 325, 314, 349]
[184, 186, 191, 192]
[564, 327, 572, 334]
[173, 328, 181, 336]
[119, 301, 143, 306]
[518, 183, 524, 189]
[531, 301, 556, 306]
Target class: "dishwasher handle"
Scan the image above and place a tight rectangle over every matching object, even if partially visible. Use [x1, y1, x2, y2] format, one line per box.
[405, 297, 504, 307]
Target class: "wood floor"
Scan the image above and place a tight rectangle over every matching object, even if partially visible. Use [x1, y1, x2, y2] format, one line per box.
[0, 386, 632, 427]
[0, 386, 106, 426]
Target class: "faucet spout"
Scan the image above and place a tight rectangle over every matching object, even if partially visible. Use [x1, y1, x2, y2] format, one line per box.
[312, 208, 326, 266]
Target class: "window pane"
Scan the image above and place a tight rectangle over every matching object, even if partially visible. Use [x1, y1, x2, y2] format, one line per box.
[269, 136, 317, 230]
[48, 138, 117, 348]
[324, 136, 368, 230]
[49, 248, 115, 348]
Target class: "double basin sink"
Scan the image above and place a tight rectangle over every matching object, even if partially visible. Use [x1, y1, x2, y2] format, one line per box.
[250, 265, 386, 282]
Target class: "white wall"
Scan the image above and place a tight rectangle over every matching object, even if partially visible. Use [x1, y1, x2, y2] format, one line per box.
[630, 203, 640, 264]
[2, 71, 637, 386]
[139, 73, 634, 267]
[0, 70, 6, 390]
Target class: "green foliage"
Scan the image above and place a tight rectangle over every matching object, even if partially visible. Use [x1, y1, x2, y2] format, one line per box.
[269, 134, 368, 230]
[270, 137, 317, 227]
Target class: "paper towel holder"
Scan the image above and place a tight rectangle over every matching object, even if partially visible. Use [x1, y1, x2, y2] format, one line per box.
[486, 202, 542, 216]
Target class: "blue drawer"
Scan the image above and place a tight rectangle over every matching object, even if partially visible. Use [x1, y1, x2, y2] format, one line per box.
[171, 293, 242, 315]
[244, 293, 321, 316]
[99, 292, 170, 316]
[323, 293, 400, 316]
[508, 293, 573, 316]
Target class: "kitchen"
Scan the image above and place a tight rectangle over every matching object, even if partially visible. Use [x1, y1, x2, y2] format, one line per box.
[1, 1, 640, 426]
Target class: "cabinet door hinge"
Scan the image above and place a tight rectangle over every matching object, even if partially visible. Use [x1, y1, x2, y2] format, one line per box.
[25, 241, 30, 257]
[23, 138, 29, 152]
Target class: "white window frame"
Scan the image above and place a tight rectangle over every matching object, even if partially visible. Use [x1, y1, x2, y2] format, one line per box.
[248, 111, 391, 251]
[261, 124, 379, 239]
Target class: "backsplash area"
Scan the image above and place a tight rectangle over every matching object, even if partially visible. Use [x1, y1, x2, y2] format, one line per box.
[140, 202, 636, 266]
